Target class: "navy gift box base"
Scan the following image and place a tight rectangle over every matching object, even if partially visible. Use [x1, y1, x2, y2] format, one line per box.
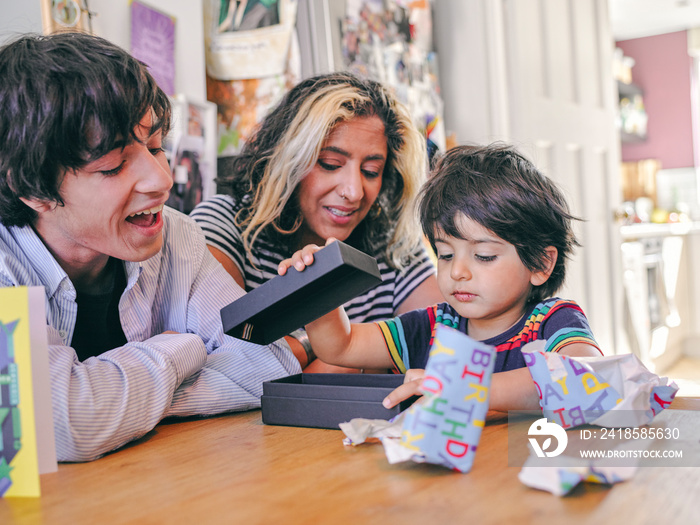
[261, 373, 416, 429]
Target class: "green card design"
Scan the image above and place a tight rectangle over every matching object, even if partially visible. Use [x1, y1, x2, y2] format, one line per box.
[1, 287, 42, 497]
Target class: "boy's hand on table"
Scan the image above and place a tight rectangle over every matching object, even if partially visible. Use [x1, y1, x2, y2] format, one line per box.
[382, 368, 425, 408]
[278, 237, 337, 275]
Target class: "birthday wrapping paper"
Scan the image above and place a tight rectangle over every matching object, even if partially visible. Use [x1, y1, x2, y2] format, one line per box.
[341, 324, 497, 472]
[518, 449, 639, 496]
[522, 344, 678, 428]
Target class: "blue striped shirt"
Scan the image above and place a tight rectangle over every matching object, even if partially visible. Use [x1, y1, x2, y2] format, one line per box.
[0, 207, 300, 462]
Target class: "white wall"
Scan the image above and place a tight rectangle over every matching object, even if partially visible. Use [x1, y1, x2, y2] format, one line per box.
[0, 0, 206, 103]
[433, 0, 625, 357]
[433, 0, 507, 144]
[0, 2, 43, 44]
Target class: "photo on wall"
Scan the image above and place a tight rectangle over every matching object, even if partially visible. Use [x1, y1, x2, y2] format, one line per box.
[336, 0, 445, 155]
[202, 0, 300, 159]
[40, 0, 93, 34]
[164, 96, 218, 214]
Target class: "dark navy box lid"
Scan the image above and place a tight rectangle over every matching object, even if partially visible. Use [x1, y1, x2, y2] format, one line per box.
[221, 241, 382, 345]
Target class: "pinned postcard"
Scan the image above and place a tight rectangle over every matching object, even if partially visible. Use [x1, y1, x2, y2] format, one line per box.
[130, 1, 176, 96]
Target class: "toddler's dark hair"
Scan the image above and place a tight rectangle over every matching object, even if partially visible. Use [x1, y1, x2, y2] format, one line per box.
[419, 143, 581, 302]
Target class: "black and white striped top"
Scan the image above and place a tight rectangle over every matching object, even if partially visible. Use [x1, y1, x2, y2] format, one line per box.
[191, 195, 436, 322]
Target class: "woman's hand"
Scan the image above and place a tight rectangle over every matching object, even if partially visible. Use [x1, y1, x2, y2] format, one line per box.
[382, 368, 425, 408]
[278, 237, 337, 276]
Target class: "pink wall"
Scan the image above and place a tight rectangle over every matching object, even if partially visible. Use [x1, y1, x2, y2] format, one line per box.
[617, 31, 695, 169]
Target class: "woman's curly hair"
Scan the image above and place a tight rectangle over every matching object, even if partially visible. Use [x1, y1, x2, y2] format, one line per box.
[220, 71, 428, 267]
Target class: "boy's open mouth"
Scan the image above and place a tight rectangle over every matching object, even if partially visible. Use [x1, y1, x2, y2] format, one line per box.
[126, 205, 163, 227]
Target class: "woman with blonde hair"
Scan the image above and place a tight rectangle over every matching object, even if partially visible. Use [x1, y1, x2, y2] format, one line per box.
[191, 71, 441, 371]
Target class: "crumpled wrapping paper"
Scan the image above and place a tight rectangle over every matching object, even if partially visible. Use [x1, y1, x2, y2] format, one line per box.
[517, 345, 679, 495]
[341, 331, 679, 483]
[518, 445, 640, 496]
[341, 324, 496, 472]
[522, 342, 679, 428]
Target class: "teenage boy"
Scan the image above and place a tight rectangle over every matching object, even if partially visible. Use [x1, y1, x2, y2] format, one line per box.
[0, 32, 300, 462]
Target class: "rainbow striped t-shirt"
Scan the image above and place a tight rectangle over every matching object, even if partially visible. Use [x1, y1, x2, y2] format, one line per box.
[376, 298, 601, 373]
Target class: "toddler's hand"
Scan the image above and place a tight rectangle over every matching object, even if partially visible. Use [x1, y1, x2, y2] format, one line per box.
[278, 237, 337, 275]
[382, 368, 425, 408]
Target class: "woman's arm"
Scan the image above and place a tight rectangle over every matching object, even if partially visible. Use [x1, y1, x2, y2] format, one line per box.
[279, 241, 394, 370]
[208, 245, 246, 289]
[205, 240, 323, 370]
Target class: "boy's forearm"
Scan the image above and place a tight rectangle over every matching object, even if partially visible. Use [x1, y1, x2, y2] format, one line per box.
[305, 310, 392, 370]
[305, 307, 353, 366]
[488, 367, 541, 412]
[487, 345, 600, 413]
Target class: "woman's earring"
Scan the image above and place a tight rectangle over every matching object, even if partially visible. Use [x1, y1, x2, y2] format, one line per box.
[370, 202, 382, 219]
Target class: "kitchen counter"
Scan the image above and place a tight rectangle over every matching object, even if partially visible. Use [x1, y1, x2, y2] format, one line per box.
[618, 221, 700, 372]
[620, 221, 700, 240]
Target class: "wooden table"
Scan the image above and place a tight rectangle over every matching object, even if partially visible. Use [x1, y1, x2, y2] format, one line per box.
[2, 398, 699, 524]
